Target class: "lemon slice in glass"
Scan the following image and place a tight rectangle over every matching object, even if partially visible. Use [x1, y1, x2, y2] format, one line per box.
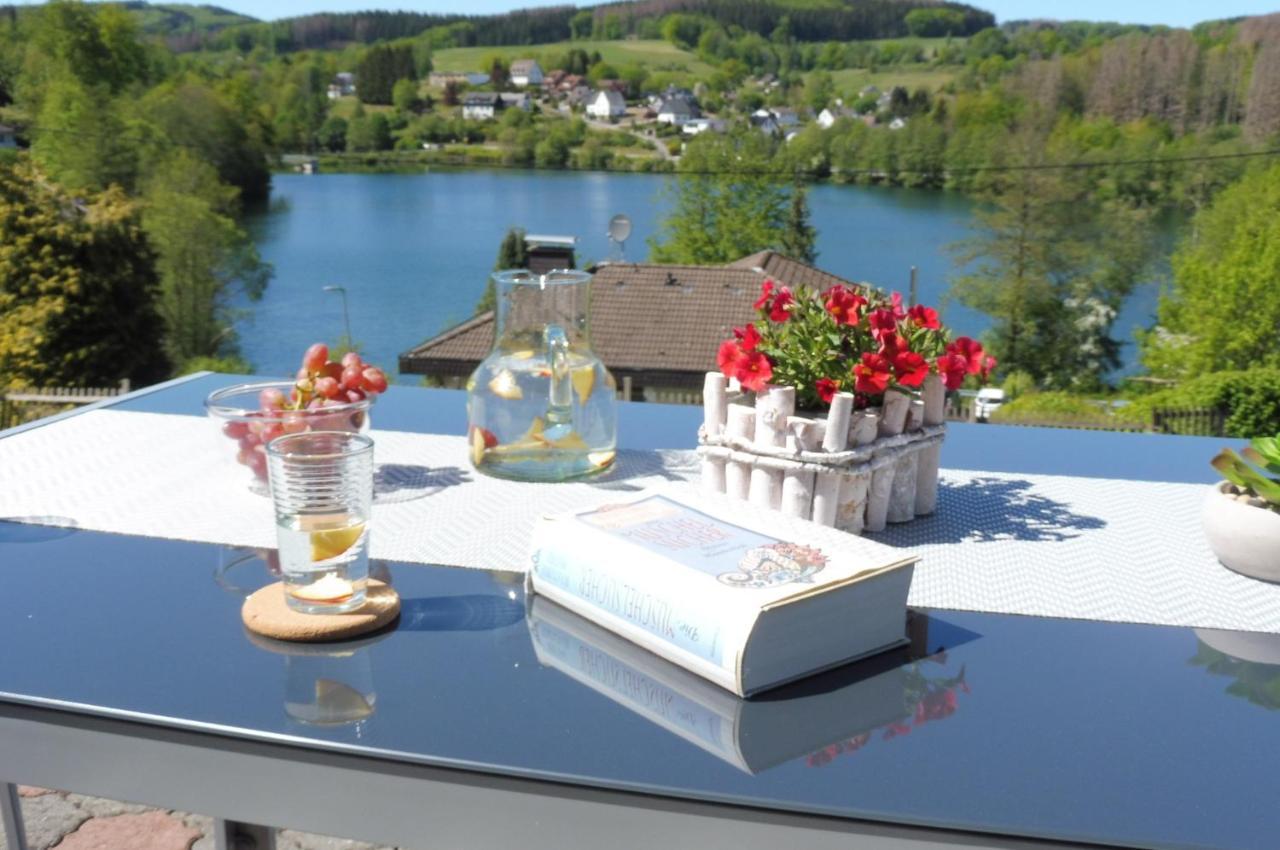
[310, 523, 365, 562]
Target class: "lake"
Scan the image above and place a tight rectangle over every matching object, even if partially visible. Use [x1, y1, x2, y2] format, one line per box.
[242, 170, 1167, 380]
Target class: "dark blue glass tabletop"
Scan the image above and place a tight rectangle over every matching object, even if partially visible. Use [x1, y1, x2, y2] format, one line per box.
[0, 373, 1270, 850]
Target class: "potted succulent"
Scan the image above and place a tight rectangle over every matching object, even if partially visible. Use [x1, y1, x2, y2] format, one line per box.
[1205, 434, 1280, 582]
[699, 279, 993, 533]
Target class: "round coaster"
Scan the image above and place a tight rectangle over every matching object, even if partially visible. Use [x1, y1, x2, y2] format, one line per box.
[242, 579, 400, 643]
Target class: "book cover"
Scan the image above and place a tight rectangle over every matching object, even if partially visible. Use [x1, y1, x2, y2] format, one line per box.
[527, 486, 918, 696]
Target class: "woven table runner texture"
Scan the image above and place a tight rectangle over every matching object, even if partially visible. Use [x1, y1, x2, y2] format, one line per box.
[2, 409, 1278, 634]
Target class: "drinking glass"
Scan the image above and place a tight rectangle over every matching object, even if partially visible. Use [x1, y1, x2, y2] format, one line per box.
[266, 431, 374, 614]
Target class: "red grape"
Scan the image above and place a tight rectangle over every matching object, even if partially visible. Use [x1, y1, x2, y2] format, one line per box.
[222, 420, 249, 440]
[321, 361, 344, 381]
[295, 367, 310, 382]
[340, 365, 363, 391]
[259, 388, 286, 410]
[345, 388, 366, 403]
[341, 352, 363, 369]
[361, 367, 388, 394]
[302, 343, 328, 373]
[314, 376, 341, 400]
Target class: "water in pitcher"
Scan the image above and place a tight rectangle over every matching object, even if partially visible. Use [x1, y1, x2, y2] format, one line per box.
[468, 348, 617, 481]
[466, 269, 619, 482]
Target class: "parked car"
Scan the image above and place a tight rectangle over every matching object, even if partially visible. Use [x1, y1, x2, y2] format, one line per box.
[975, 387, 1006, 421]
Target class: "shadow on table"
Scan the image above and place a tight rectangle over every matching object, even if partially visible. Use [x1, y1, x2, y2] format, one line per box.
[590, 449, 699, 490]
[0, 517, 79, 543]
[374, 464, 470, 504]
[875, 477, 1107, 545]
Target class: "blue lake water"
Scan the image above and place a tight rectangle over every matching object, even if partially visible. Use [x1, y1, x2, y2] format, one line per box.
[242, 170, 1167, 380]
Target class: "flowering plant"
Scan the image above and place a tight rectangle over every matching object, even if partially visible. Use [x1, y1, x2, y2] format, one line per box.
[717, 279, 996, 410]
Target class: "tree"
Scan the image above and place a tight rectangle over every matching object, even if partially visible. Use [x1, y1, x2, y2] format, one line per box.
[649, 129, 795, 265]
[346, 113, 392, 152]
[392, 78, 420, 114]
[487, 56, 510, 90]
[141, 151, 270, 371]
[317, 116, 348, 152]
[949, 141, 1153, 389]
[442, 80, 460, 106]
[781, 184, 817, 264]
[0, 161, 168, 390]
[569, 11, 594, 40]
[476, 227, 528, 314]
[1141, 164, 1280, 378]
[357, 44, 415, 105]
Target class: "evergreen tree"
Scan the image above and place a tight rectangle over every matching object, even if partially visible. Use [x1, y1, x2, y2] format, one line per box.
[781, 184, 817, 264]
[476, 228, 528, 314]
[0, 161, 169, 389]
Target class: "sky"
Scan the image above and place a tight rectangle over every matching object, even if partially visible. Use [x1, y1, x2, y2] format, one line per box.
[8, 0, 1279, 28]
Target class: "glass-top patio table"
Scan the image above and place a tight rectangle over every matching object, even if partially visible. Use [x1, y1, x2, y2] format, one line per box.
[0, 372, 1275, 850]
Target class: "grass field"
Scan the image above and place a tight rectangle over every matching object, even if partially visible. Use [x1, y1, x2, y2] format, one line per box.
[430, 40, 717, 79]
[824, 64, 959, 95]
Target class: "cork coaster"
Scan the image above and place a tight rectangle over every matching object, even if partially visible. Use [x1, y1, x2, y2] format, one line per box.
[242, 579, 400, 642]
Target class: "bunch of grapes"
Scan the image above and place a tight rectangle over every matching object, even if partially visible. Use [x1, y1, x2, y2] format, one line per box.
[220, 343, 390, 483]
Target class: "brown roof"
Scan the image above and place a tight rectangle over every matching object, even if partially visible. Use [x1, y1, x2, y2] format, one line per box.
[399, 253, 863, 388]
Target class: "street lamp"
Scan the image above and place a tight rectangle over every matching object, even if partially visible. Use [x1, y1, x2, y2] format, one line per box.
[322, 285, 352, 346]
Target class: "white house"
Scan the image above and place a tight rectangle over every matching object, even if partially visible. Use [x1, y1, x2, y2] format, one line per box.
[888, 117, 908, 130]
[681, 118, 725, 135]
[328, 72, 356, 100]
[462, 92, 503, 121]
[586, 89, 626, 120]
[817, 106, 856, 129]
[657, 96, 698, 126]
[0, 124, 15, 149]
[509, 59, 544, 87]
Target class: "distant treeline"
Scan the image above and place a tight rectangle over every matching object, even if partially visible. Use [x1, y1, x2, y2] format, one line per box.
[173, 0, 992, 53]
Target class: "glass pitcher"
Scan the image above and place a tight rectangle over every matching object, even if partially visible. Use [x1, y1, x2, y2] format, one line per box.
[466, 269, 617, 481]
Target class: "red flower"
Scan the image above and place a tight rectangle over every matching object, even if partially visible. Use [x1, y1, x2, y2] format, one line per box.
[717, 340, 745, 377]
[853, 352, 892, 395]
[893, 350, 929, 388]
[878, 332, 909, 358]
[824, 286, 866, 326]
[733, 323, 762, 352]
[738, 351, 773, 393]
[890, 291, 907, 319]
[867, 308, 899, 342]
[915, 688, 959, 724]
[947, 337, 986, 375]
[979, 354, 997, 382]
[936, 352, 969, 390]
[769, 287, 795, 322]
[907, 304, 940, 330]
[752, 280, 775, 311]
[815, 377, 839, 403]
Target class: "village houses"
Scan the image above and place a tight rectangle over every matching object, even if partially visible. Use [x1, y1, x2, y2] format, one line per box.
[586, 89, 626, 120]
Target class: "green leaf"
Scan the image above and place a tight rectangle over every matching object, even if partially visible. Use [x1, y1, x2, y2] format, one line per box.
[1213, 450, 1280, 504]
[1249, 436, 1280, 468]
[1243, 446, 1280, 475]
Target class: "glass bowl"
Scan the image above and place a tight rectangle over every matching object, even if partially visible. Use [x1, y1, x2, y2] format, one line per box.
[205, 381, 374, 493]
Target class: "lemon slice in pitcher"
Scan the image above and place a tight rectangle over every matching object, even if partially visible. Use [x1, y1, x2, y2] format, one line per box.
[311, 523, 365, 562]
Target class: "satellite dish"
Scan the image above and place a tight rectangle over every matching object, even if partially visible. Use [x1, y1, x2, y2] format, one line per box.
[608, 214, 632, 243]
[607, 213, 632, 261]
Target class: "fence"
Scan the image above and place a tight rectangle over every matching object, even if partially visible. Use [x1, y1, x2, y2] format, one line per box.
[0, 380, 131, 429]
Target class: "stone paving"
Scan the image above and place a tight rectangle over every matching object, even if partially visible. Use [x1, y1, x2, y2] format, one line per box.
[3, 788, 400, 850]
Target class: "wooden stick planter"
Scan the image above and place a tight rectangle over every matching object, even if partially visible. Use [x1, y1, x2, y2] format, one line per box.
[697, 374, 946, 534]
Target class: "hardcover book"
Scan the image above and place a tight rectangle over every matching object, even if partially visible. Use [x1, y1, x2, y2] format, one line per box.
[526, 487, 918, 697]
[528, 595, 910, 774]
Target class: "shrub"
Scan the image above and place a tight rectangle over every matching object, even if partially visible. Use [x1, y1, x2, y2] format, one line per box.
[1000, 369, 1035, 400]
[1127, 369, 1280, 438]
[990, 392, 1105, 422]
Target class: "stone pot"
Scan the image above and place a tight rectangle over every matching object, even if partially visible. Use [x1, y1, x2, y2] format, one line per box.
[1201, 482, 1280, 583]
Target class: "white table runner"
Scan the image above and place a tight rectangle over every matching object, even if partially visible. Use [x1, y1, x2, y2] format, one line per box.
[3, 409, 1279, 634]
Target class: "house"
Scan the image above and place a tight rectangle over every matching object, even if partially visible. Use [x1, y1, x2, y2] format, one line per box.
[889, 117, 908, 130]
[523, 234, 578, 273]
[565, 84, 592, 107]
[859, 85, 881, 98]
[327, 72, 356, 99]
[509, 59, 544, 87]
[772, 108, 801, 129]
[656, 96, 699, 126]
[817, 106, 856, 129]
[500, 92, 532, 111]
[586, 89, 626, 120]
[681, 118, 726, 136]
[750, 109, 780, 135]
[0, 124, 15, 149]
[400, 251, 865, 397]
[462, 92, 504, 121]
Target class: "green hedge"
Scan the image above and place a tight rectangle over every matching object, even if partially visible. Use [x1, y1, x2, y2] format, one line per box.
[1127, 369, 1280, 438]
[990, 392, 1104, 420]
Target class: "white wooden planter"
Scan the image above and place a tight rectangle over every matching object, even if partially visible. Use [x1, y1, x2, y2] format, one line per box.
[697, 372, 946, 534]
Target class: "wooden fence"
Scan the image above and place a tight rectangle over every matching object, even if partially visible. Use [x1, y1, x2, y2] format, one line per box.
[0, 380, 131, 429]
